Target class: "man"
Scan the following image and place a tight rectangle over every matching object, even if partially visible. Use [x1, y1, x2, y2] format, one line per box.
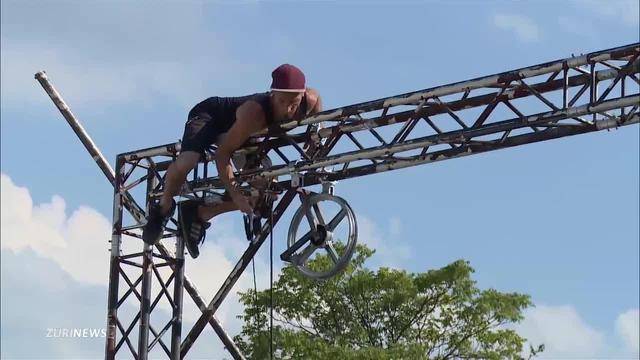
[142, 64, 322, 259]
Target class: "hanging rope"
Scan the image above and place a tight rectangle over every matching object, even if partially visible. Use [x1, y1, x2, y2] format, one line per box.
[251, 258, 257, 312]
[248, 194, 276, 359]
[269, 201, 274, 360]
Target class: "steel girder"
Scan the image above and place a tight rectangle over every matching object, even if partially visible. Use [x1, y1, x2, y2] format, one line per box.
[121, 43, 639, 200]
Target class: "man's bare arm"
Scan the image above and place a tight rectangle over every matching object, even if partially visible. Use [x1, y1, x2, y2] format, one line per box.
[215, 101, 265, 202]
[306, 87, 323, 114]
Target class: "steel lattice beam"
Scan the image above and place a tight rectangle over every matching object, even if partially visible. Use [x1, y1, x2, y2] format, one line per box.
[119, 44, 638, 201]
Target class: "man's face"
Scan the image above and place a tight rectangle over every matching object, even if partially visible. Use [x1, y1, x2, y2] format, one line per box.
[271, 91, 304, 121]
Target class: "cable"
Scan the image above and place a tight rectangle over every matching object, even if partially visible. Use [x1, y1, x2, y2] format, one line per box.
[269, 202, 274, 360]
[251, 258, 258, 310]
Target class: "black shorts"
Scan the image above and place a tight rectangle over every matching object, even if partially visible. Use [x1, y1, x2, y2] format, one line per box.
[180, 112, 272, 172]
[180, 113, 224, 156]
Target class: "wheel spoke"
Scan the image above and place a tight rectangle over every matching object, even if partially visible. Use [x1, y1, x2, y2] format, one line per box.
[297, 244, 317, 265]
[284, 230, 313, 260]
[298, 230, 312, 244]
[312, 203, 326, 225]
[327, 208, 347, 231]
[325, 243, 340, 264]
[305, 204, 318, 231]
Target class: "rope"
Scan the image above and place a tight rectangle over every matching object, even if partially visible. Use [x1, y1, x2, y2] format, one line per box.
[251, 258, 257, 311]
[249, 194, 275, 358]
[269, 201, 274, 360]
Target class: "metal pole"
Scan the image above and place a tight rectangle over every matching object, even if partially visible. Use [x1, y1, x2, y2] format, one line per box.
[170, 234, 185, 359]
[34, 71, 115, 184]
[105, 157, 125, 360]
[138, 169, 157, 359]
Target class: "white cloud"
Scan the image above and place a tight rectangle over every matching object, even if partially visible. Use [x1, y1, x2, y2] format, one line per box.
[516, 304, 604, 358]
[1, 173, 111, 285]
[616, 308, 639, 355]
[516, 304, 640, 358]
[0, 172, 277, 350]
[358, 215, 411, 269]
[1, 249, 117, 357]
[493, 14, 541, 42]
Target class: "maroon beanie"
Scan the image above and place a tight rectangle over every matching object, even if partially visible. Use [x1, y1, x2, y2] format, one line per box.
[270, 64, 306, 92]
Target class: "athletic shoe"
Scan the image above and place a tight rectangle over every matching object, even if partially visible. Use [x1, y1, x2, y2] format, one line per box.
[243, 214, 263, 241]
[179, 200, 211, 259]
[142, 200, 176, 245]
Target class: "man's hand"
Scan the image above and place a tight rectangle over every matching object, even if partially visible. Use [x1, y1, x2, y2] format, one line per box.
[215, 100, 266, 216]
[230, 190, 253, 215]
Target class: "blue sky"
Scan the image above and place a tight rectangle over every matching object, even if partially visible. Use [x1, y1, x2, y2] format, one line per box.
[1, 0, 638, 358]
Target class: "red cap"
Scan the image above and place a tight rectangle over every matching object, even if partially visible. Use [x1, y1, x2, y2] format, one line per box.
[270, 64, 306, 92]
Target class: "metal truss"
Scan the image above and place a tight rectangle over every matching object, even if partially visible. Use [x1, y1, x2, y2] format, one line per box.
[123, 43, 639, 198]
[37, 42, 639, 360]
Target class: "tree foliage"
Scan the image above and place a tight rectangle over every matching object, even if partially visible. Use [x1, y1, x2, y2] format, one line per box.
[233, 245, 542, 359]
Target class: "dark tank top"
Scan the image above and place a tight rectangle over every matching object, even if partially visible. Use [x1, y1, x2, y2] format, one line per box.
[188, 92, 308, 133]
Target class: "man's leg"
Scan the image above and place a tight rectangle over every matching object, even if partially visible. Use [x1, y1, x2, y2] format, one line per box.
[197, 201, 238, 221]
[191, 142, 270, 222]
[142, 151, 201, 245]
[159, 151, 201, 214]
[180, 132, 265, 256]
[181, 198, 250, 259]
[160, 112, 217, 215]
[190, 131, 251, 222]
[182, 196, 260, 258]
[143, 112, 216, 245]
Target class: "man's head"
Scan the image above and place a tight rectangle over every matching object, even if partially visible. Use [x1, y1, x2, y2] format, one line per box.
[269, 64, 306, 122]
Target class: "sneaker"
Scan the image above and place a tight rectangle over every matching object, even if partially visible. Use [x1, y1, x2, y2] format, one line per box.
[142, 200, 176, 245]
[254, 195, 274, 219]
[179, 200, 211, 259]
[243, 214, 252, 241]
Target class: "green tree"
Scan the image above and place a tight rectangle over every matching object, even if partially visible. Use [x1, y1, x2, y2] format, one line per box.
[234, 245, 543, 359]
